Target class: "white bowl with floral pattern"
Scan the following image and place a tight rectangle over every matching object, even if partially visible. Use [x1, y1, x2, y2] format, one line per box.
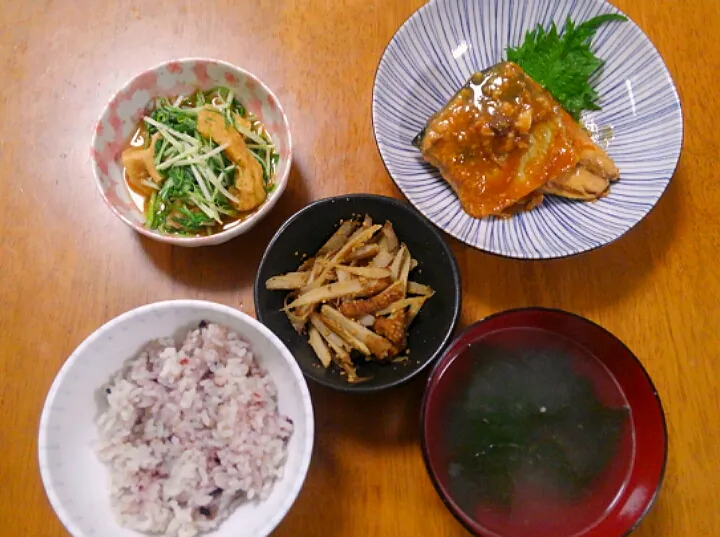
[91, 58, 292, 246]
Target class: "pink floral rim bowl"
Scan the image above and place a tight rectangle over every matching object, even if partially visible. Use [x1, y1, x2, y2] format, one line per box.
[91, 58, 293, 247]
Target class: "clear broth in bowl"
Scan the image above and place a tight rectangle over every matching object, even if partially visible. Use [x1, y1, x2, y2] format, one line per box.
[439, 327, 633, 536]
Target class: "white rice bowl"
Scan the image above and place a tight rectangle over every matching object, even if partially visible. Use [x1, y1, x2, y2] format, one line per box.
[39, 301, 314, 537]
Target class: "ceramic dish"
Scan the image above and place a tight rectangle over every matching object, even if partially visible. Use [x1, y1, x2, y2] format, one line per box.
[372, 0, 683, 259]
[38, 300, 314, 537]
[253, 194, 461, 392]
[421, 308, 667, 537]
[91, 58, 292, 247]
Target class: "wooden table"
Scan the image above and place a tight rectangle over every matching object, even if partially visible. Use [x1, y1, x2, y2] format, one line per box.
[1, 0, 719, 535]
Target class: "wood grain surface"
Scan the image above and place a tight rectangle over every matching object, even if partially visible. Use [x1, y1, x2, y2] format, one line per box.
[1, 0, 719, 535]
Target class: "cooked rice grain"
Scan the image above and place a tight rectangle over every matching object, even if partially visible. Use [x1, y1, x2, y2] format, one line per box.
[96, 323, 293, 537]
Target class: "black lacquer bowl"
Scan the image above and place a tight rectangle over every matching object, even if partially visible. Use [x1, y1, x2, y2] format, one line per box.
[253, 194, 461, 392]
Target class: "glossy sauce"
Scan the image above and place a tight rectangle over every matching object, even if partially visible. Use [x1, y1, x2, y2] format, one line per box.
[420, 62, 580, 218]
[124, 126, 151, 211]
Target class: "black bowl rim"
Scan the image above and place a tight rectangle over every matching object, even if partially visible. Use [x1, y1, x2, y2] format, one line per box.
[419, 306, 668, 537]
[369, 0, 685, 262]
[253, 193, 463, 393]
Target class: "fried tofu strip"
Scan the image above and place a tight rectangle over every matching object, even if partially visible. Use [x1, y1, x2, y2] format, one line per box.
[197, 107, 266, 212]
[374, 310, 408, 346]
[321, 305, 395, 359]
[338, 281, 406, 318]
[121, 133, 164, 195]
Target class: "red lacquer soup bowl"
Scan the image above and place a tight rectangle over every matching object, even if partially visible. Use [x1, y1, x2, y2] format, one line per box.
[421, 308, 667, 537]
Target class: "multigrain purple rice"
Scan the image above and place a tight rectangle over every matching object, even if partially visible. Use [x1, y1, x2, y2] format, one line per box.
[96, 323, 293, 537]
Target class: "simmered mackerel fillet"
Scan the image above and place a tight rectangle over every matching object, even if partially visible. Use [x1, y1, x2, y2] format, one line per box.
[542, 120, 620, 200]
[414, 62, 619, 218]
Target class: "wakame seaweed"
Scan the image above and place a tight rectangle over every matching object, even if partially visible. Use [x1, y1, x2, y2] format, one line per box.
[446, 344, 628, 508]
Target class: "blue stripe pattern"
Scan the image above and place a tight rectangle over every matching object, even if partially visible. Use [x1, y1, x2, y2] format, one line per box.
[372, 0, 683, 259]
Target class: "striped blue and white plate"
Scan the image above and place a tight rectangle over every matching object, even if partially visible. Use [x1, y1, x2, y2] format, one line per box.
[372, 0, 682, 259]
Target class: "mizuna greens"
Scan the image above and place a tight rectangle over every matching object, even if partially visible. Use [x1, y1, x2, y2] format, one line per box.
[122, 87, 279, 236]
